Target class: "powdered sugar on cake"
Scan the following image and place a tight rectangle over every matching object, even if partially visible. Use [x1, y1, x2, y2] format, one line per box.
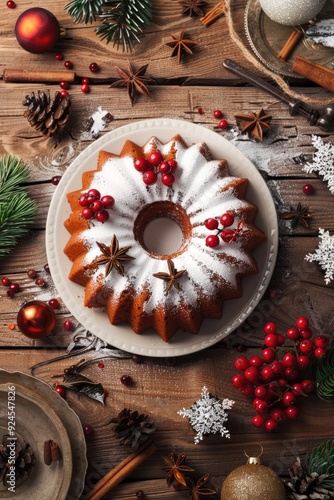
[78, 139, 253, 313]
[64, 135, 266, 341]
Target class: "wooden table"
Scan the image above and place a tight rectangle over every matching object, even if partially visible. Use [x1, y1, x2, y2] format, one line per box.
[1, 0, 334, 498]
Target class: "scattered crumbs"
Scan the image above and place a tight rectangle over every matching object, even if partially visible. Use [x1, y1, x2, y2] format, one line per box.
[82, 107, 113, 139]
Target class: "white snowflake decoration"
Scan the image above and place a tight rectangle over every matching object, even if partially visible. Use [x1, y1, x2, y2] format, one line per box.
[177, 386, 234, 444]
[303, 135, 334, 194]
[305, 228, 334, 285]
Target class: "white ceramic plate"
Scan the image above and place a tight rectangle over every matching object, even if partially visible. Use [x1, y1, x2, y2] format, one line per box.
[0, 370, 87, 500]
[46, 118, 278, 357]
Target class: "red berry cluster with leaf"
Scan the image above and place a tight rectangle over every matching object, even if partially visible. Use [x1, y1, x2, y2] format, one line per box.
[205, 213, 249, 248]
[231, 317, 330, 432]
[78, 188, 115, 223]
[133, 151, 178, 186]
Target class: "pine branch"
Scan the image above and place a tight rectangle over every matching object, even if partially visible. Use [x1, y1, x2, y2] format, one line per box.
[0, 156, 36, 258]
[306, 439, 334, 490]
[313, 347, 334, 400]
[0, 155, 30, 199]
[96, 0, 152, 51]
[65, 0, 105, 24]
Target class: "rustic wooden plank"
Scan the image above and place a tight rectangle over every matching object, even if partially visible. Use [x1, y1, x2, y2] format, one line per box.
[1, 0, 243, 83]
[0, 84, 330, 184]
[0, 347, 332, 499]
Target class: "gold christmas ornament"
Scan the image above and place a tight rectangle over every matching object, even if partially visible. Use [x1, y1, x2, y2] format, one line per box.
[221, 447, 286, 500]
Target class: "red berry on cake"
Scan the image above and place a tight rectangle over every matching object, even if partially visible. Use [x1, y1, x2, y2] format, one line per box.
[91, 200, 104, 213]
[220, 213, 234, 227]
[100, 195, 115, 209]
[148, 151, 163, 166]
[158, 162, 171, 173]
[143, 170, 157, 185]
[96, 210, 109, 222]
[204, 218, 219, 230]
[168, 159, 178, 172]
[134, 157, 148, 172]
[78, 194, 90, 207]
[161, 173, 175, 186]
[87, 189, 101, 202]
[81, 207, 94, 219]
[221, 229, 235, 242]
[205, 234, 220, 248]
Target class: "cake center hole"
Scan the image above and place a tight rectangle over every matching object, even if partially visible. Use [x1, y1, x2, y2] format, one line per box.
[143, 217, 183, 256]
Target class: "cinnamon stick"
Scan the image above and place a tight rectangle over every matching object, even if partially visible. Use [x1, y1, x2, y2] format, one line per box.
[85, 440, 157, 500]
[292, 56, 334, 93]
[3, 68, 76, 83]
[277, 30, 302, 61]
[200, 1, 225, 27]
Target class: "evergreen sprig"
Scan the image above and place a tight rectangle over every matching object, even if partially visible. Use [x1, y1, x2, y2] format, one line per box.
[65, 0, 105, 24]
[0, 156, 36, 258]
[96, 0, 152, 51]
[313, 347, 334, 400]
[306, 439, 334, 490]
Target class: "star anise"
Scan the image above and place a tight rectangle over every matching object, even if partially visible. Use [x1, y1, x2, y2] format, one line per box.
[109, 62, 153, 106]
[179, 0, 207, 17]
[94, 235, 135, 277]
[153, 259, 186, 293]
[186, 474, 216, 499]
[234, 108, 272, 141]
[162, 451, 195, 486]
[166, 31, 197, 64]
[280, 203, 311, 228]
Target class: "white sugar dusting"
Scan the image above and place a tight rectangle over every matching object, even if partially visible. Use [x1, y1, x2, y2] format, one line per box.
[80, 106, 113, 140]
[68, 137, 261, 314]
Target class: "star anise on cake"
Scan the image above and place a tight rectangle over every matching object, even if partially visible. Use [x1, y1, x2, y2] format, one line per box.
[94, 235, 135, 277]
[179, 0, 207, 17]
[234, 108, 272, 141]
[166, 31, 198, 64]
[162, 451, 194, 487]
[109, 62, 153, 106]
[280, 203, 311, 228]
[153, 259, 186, 292]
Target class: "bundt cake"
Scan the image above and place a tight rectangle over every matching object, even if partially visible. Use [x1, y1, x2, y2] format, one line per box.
[63, 134, 266, 342]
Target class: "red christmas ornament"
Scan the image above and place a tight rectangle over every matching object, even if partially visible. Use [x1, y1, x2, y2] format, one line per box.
[17, 300, 56, 338]
[15, 8, 60, 54]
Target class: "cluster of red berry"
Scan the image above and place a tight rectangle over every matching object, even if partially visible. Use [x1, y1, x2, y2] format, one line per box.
[56, 56, 99, 95]
[231, 317, 329, 432]
[133, 152, 178, 186]
[205, 213, 249, 247]
[2, 268, 47, 297]
[78, 188, 115, 223]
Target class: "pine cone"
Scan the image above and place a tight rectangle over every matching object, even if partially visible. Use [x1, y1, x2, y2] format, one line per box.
[285, 457, 334, 499]
[23, 90, 71, 138]
[0, 434, 36, 486]
[111, 408, 157, 450]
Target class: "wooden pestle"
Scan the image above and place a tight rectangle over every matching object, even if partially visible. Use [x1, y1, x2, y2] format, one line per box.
[292, 56, 334, 93]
